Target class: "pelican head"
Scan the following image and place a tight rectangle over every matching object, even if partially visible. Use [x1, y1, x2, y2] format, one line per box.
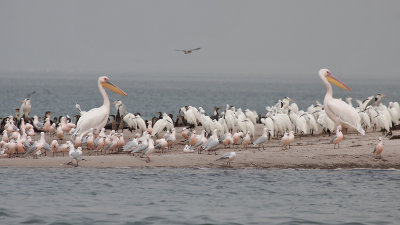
[319, 69, 352, 91]
[99, 76, 127, 96]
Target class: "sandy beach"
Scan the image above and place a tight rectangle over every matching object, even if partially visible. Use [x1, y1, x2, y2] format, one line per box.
[1, 124, 399, 169]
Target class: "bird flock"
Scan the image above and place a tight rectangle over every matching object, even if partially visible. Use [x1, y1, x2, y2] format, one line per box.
[0, 70, 398, 166]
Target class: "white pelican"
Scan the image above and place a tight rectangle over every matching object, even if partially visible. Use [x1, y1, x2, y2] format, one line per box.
[318, 69, 365, 135]
[74, 76, 127, 140]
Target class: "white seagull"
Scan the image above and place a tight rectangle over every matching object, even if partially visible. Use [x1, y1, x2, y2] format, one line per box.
[216, 152, 236, 167]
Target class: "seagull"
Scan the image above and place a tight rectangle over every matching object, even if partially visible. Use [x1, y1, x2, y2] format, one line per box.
[216, 152, 236, 167]
[372, 137, 384, 158]
[68, 143, 83, 167]
[141, 138, 155, 163]
[252, 128, 268, 150]
[281, 132, 290, 150]
[175, 47, 201, 54]
[330, 125, 344, 149]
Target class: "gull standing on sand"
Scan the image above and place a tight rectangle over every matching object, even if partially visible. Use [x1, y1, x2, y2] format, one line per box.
[318, 69, 365, 135]
[201, 130, 219, 154]
[242, 131, 251, 151]
[142, 138, 155, 163]
[281, 132, 290, 150]
[154, 138, 168, 153]
[216, 152, 236, 167]
[122, 137, 138, 152]
[74, 76, 127, 140]
[68, 143, 83, 167]
[372, 137, 384, 158]
[252, 128, 268, 150]
[330, 125, 344, 149]
[165, 128, 176, 150]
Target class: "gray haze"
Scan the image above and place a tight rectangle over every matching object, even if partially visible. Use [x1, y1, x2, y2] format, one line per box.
[1, 0, 399, 76]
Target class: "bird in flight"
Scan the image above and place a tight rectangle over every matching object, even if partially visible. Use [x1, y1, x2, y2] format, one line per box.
[175, 47, 201, 54]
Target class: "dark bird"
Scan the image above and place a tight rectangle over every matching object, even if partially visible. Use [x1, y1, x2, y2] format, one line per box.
[175, 47, 201, 54]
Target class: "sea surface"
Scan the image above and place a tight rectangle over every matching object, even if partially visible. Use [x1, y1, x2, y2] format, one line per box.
[0, 72, 399, 121]
[0, 168, 399, 225]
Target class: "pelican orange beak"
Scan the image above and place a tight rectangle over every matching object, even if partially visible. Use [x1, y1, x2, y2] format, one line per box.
[326, 74, 352, 91]
[103, 80, 127, 96]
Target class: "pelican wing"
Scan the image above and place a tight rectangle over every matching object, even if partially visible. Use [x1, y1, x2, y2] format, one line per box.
[326, 99, 365, 135]
[77, 107, 109, 137]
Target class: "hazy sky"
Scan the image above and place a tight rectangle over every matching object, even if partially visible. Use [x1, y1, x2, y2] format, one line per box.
[1, 0, 399, 76]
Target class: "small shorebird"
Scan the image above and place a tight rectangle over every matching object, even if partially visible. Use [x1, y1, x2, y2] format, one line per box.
[252, 128, 268, 150]
[372, 137, 384, 158]
[281, 132, 290, 150]
[216, 152, 236, 167]
[330, 125, 344, 149]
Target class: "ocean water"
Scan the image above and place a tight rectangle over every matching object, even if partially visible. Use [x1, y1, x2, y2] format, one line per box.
[0, 72, 399, 121]
[0, 168, 399, 225]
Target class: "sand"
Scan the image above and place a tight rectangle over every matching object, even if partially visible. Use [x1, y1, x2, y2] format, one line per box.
[0, 125, 399, 169]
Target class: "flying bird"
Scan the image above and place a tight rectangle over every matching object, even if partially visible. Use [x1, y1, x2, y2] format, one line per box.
[175, 47, 201, 54]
